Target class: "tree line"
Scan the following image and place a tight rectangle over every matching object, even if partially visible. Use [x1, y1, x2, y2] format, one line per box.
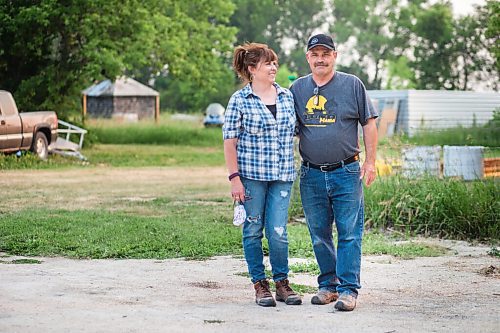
[0, 0, 498, 119]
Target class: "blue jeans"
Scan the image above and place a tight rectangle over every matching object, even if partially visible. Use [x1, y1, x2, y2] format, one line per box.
[299, 161, 364, 296]
[240, 177, 293, 284]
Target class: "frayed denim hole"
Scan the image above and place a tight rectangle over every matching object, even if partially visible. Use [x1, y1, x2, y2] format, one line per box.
[274, 226, 285, 237]
[247, 215, 261, 224]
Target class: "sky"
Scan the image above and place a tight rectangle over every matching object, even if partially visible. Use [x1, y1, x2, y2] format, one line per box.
[449, 0, 485, 16]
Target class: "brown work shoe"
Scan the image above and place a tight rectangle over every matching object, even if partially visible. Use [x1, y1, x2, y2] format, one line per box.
[275, 279, 302, 305]
[311, 289, 339, 305]
[254, 280, 276, 307]
[334, 292, 357, 311]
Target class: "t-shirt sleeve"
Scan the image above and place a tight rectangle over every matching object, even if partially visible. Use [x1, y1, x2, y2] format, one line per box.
[222, 94, 241, 140]
[289, 83, 301, 136]
[355, 78, 378, 126]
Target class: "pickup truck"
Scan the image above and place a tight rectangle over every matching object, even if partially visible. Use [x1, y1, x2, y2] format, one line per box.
[0, 90, 58, 160]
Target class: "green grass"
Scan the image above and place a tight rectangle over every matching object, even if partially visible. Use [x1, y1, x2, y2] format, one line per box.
[0, 207, 241, 259]
[488, 247, 500, 257]
[404, 124, 500, 148]
[84, 144, 224, 167]
[89, 118, 223, 147]
[0, 151, 87, 170]
[365, 176, 500, 241]
[0, 259, 42, 264]
[403, 110, 500, 148]
[289, 261, 320, 275]
[408, 128, 499, 147]
[0, 205, 446, 260]
[1, 144, 225, 169]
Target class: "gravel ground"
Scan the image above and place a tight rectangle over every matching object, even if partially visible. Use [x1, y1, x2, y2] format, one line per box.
[1, 240, 499, 333]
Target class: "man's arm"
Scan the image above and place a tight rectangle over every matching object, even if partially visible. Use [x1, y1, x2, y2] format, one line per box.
[360, 118, 378, 186]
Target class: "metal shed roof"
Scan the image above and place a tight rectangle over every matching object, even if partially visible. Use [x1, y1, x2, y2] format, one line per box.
[82, 76, 159, 97]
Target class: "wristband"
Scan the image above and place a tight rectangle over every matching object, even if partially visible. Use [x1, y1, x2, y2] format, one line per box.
[228, 172, 240, 181]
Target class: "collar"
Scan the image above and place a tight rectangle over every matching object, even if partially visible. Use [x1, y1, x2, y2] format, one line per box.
[310, 71, 336, 88]
[241, 82, 285, 98]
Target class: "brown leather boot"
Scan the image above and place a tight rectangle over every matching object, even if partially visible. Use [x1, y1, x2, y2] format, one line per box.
[334, 292, 357, 311]
[311, 289, 339, 305]
[275, 279, 302, 305]
[254, 280, 276, 307]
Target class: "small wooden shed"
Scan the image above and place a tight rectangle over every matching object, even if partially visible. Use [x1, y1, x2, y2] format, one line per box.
[82, 76, 159, 121]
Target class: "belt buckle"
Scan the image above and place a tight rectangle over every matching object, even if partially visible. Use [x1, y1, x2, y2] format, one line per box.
[320, 165, 329, 172]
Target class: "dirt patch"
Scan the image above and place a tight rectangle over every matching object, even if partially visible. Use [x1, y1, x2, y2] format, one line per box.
[188, 281, 223, 289]
[478, 265, 500, 277]
[0, 166, 229, 212]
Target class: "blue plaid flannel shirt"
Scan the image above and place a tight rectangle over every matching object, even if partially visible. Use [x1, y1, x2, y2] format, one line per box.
[223, 83, 296, 182]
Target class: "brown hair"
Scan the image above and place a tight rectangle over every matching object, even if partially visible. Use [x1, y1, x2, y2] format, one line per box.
[232, 42, 278, 82]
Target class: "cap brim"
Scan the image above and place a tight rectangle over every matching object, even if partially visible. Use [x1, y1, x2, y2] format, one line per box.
[307, 44, 335, 51]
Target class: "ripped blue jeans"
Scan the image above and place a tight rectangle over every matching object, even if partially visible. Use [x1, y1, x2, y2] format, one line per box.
[240, 177, 293, 283]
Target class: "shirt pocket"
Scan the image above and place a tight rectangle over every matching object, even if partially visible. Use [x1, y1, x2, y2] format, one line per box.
[279, 106, 296, 135]
[242, 110, 264, 135]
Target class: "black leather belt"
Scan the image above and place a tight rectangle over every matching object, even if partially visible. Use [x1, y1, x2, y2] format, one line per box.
[302, 154, 359, 172]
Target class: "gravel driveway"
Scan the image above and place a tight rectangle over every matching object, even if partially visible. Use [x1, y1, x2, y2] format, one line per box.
[1, 240, 499, 333]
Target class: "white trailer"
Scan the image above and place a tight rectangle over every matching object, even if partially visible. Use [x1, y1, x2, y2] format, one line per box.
[367, 90, 500, 137]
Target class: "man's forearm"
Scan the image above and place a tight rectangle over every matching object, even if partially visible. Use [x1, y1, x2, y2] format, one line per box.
[362, 118, 378, 164]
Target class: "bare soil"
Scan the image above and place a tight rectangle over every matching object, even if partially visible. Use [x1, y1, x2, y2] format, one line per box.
[0, 167, 499, 333]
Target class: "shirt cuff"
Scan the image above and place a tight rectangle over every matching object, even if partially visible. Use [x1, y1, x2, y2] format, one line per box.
[223, 131, 238, 140]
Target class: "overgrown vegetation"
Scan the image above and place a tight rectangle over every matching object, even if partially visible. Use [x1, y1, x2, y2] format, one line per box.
[84, 144, 224, 168]
[90, 121, 222, 147]
[365, 176, 499, 241]
[405, 110, 500, 147]
[0, 152, 86, 170]
[0, 208, 445, 260]
[1, 118, 498, 252]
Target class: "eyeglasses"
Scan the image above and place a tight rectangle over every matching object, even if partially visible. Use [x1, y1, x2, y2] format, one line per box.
[313, 86, 319, 106]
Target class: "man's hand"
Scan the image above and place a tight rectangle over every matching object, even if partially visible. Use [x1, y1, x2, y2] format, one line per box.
[360, 162, 376, 186]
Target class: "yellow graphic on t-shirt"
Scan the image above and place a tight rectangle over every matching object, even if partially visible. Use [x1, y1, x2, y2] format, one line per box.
[304, 94, 336, 126]
[319, 117, 335, 123]
[306, 95, 327, 114]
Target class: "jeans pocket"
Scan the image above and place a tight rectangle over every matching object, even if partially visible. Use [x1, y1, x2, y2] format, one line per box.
[300, 165, 309, 179]
[344, 161, 361, 174]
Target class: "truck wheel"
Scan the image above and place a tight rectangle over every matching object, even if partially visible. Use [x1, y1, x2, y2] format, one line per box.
[32, 132, 49, 160]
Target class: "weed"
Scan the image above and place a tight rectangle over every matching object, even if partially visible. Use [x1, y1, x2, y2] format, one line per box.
[488, 247, 500, 257]
[289, 261, 320, 275]
[0, 258, 42, 264]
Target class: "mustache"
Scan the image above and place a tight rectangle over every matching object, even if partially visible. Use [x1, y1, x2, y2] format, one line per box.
[314, 62, 328, 67]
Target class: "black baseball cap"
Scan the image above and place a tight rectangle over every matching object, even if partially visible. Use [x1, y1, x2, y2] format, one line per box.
[307, 34, 336, 51]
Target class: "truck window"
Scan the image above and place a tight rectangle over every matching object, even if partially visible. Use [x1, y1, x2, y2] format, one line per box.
[0, 93, 16, 116]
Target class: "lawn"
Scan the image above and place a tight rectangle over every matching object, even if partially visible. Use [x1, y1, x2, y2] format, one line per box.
[0, 116, 498, 260]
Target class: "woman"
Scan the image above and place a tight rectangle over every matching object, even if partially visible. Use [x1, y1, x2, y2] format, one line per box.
[223, 43, 301, 307]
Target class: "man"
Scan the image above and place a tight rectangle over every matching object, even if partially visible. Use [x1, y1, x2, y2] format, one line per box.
[290, 33, 378, 311]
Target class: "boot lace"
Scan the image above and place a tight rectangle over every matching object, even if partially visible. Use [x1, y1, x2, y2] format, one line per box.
[279, 279, 294, 293]
[257, 280, 272, 297]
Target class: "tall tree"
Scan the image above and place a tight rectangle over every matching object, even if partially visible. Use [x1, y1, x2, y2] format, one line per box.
[0, 0, 236, 117]
[401, 0, 498, 90]
[484, 0, 499, 72]
[330, 0, 410, 89]
[230, 0, 326, 75]
[453, 8, 498, 91]
[408, 1, 457, 89]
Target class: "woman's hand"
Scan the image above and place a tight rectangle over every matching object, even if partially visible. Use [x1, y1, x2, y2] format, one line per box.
[231, 177, 245, 202]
